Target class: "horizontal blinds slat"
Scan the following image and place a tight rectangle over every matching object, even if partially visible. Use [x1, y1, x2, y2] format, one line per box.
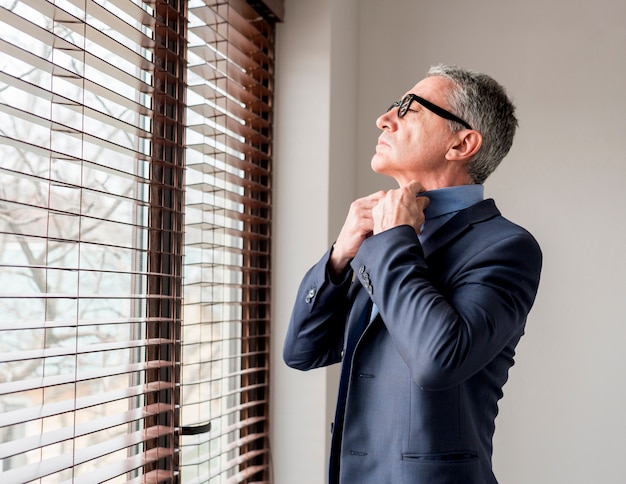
[0, 293, 171, 301]
[126, 467, 176, 484]
[0, 197, 149, 233]
[186, 94, 271, 134]
[0, 402, 170, 459]
[195, 387, 267, 413]
[179, 415, 266, 453]
[186, 205, 270, 225]
[177, 367, 267, 390]
[187, 138, 268, 162]
[0, 360, 173, 395]
[187, 113, 271, 147]
[186, 183, 270, 205]
[183, 241, 269, 257]
[181, 260, 268, 272]
[183, 296, 268, 311]
[0, 166, 147, 212]
[187, 155, 269, 178]
[1, 427, 173, 483]
[0, 338, 175, 364]
[0, 136, 150, 185]
[182, 320, 269, 330]
[0, 265, 154, 285]
[0, 226, 148, 253]
[185, 228, 270, 246]
[185, 166, 270, 193]
[0, 380, 174, 428]
[226, 464, 269, 484]
[0, 134, 150, 185]
[185, 233, 269, 251]
[0, 264, 153, 279]
[75, 0, 157, 34]
[69, 448, 173, 484]
[0, 240, 148, 277]
[0, 317, 169, 332]
[186, 102, 270, 144]
[209, 403, 268, 440]
[0, 101, 150, 154]
[183, 281, 270, 294]
[208, 445, 267, 479]
[78, 425, 173, 467]
[186, 356, 268, 374]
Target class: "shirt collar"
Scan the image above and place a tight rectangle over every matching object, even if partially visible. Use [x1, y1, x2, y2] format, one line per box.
[421, 184, 484, 220]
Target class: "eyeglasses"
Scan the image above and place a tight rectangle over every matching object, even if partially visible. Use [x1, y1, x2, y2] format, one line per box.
[387, 93, 472, 130]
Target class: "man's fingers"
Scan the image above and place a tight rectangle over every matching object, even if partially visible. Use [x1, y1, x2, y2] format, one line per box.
[405, 180, 425, 196]
[416, 194, 430, 209]
[363, 190, 386, 207]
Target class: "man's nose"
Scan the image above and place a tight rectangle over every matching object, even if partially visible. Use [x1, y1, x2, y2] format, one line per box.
[376, 110, 396, 131]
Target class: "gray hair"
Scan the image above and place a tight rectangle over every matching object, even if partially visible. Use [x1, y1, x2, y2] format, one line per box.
[427, 64, 518, 184]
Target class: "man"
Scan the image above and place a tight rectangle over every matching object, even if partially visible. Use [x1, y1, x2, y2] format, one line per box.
[283, 64, 542, 483]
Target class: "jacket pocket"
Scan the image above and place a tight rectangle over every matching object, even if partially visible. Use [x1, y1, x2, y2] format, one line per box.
[402, 451, 478, 463]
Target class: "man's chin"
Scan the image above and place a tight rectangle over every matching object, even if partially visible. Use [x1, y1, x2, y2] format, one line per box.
[370, 154, 385, 174]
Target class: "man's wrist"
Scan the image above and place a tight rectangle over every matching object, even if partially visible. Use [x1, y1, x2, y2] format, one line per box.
[328, 244, 352, 281]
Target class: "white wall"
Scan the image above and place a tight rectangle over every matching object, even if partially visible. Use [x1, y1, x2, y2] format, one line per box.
[272, 1, 626, 483]
[271, 1, 357, 482]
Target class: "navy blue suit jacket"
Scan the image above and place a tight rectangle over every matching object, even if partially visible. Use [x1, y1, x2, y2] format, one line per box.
[283, 199, 542, 484]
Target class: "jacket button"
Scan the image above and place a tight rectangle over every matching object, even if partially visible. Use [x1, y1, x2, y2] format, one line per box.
[349, 450, 368, 456]
[305, 288, 316, 303]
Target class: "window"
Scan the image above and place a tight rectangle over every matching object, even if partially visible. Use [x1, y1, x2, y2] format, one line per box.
[0, 0, 278, 482]
[180, 0, 275, 482]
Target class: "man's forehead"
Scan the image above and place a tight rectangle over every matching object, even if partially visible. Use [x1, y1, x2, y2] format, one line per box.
[405, 76, 453, 104]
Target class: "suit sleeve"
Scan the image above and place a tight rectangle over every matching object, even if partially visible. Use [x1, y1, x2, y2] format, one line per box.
[352, 224, 542, 391]
[283, 246, 354, 371]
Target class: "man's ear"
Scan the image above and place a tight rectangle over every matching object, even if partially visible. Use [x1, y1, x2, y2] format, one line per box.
[446, 130, 482, 162]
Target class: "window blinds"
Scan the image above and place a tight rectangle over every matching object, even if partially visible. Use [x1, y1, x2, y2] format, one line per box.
[182, 0, 274, 482]
[0, 0, 275, 482]
[0, 0, 185, 481]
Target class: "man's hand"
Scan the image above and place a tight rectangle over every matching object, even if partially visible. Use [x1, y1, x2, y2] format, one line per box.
[372, 180, 430, 235]
[329, 190, 386, 276]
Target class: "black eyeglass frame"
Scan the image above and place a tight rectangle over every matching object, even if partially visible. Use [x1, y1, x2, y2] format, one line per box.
[388, 93, 472, 130]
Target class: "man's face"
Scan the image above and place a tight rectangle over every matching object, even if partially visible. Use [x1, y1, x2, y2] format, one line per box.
[371, 76, 464, 189]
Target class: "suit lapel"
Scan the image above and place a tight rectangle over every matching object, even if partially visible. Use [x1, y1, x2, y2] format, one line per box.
[347, 288, 372, 331]
[421, 199, 500, 258]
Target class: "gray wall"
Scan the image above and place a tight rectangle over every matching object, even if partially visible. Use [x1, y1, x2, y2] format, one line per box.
[271, 1, 626, 483]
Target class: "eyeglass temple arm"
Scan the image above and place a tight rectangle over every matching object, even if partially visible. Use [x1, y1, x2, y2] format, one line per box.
[412, 95, 472, 130]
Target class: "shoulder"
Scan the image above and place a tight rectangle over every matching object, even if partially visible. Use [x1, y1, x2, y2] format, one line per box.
[471, 199, 541, 250]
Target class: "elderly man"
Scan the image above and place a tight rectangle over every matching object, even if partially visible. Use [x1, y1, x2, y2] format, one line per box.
[283, 64, 542, 484]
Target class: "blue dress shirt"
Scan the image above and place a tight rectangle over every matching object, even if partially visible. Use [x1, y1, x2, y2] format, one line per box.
[418, 184, 484, 243]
